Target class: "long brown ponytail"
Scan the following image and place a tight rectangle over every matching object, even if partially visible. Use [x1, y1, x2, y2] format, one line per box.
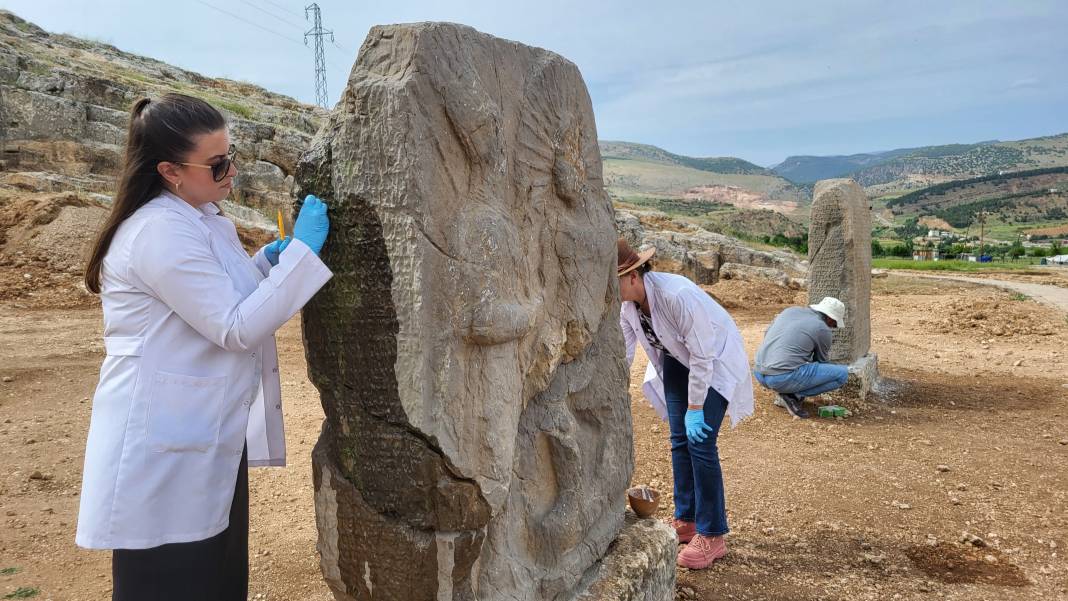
[84, 93, 226, 293]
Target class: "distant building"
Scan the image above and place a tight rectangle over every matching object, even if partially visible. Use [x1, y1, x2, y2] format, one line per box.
[913, 248, 940, 261]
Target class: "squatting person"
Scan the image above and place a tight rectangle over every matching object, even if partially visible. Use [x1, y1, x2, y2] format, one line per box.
[752, 297, 849, 419]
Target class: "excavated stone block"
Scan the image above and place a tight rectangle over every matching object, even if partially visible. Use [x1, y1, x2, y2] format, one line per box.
[573, 513, 677, 601]
[845, 353, 879, 401]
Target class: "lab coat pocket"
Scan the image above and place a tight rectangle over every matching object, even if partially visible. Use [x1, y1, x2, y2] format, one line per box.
[146, 370, 227, 453]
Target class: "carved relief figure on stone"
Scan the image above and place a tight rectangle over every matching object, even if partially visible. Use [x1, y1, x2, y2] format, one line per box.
[617, 238, 755, 569]
[297, 23, 679, 601]
[75, 93, 334, 600]
[752, 297, 850, 419]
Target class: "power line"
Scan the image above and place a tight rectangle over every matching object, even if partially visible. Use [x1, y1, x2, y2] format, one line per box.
[238, 0, 305, 30]
[193, 0, 305, 47]
[262, 0, 305, 19]
[324, 57, 347, 79]
[304, 3, 334, 108]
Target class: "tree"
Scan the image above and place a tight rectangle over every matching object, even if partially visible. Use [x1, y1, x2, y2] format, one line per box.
[1051, 241, 1063, 256]
[871, 239, 885, 257]
[889, 240, 913, 257]
[1009, 240, 1026, 260]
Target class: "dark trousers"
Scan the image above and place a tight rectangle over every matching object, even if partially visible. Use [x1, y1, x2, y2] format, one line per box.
[112, 447, 249, 601]
[663, 354, 730, 537]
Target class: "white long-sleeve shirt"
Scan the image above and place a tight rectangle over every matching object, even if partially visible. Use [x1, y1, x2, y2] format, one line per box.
[620, 272, 754, 427]
[77, 191, 332, 550]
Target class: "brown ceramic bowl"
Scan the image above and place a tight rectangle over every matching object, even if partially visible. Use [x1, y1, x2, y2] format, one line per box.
[627, 486, 661, 518]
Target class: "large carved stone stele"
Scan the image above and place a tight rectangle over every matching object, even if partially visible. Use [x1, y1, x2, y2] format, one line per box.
[297, 22, 676, 601]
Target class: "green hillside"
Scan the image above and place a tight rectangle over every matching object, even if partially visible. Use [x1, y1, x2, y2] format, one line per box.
[600, 141, 770, 175]
[599, 142, 809, 214]
[600, 141, 809, 247]
[882, 167, 1068, 239]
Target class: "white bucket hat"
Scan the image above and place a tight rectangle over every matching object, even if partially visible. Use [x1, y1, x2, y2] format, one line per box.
[809, 297, 846, 327]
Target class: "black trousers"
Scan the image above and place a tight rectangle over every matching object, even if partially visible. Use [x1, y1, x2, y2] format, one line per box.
[112, 447, 249, 601]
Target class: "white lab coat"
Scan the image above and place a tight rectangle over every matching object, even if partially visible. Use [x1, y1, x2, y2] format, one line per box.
[620, 271, 754, 428]
[76, 191, 332, 550]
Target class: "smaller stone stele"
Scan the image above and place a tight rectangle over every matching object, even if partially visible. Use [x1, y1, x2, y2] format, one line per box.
[808, 178, 879, 396]
[808, 178, 871, 362]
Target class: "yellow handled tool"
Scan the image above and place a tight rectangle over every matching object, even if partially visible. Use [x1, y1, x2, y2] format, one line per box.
[277, 210, 286, 241]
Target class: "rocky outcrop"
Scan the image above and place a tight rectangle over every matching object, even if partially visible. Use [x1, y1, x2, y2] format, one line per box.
[720, 262, 805, 290]
[0, 10, 320, 226]
[297, 22, 673, 601]
[616, 207, 807, 286]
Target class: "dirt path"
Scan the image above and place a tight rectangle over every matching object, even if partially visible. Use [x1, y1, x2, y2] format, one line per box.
[1, 275, 1066, 600]
[902, 273, 1068, 313]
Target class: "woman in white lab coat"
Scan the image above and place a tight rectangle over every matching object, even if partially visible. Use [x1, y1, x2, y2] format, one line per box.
[617, 239, 754, 570]
[77, 93, 333, 600]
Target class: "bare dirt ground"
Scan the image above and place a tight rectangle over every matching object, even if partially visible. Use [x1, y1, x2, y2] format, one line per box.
[1, 268, 1066, 600]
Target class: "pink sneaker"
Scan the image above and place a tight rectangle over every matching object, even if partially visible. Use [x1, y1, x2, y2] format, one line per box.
[662, 517, 696, 543]
[677, 534, 727, 569]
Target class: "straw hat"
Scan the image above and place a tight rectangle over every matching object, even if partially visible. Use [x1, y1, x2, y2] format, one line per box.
[617, 238, 656, 276]
[809, 297, 846, 327]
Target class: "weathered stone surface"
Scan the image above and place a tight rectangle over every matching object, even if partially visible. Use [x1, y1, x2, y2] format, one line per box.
[84, 121, 124, 146]
[2, 87, 87, 141]
[616, 208, 806, 285]
[573, 513, 677, 601]
[298, 22, 637, 601]
[232, 159, 289, 212]
[85, 104, 128, 128]
[808, 179, 871, 362]
[720, 262, 805, 290]
[844, 353, 879, 401]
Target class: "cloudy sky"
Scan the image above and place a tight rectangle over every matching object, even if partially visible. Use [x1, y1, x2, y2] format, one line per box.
[5, 0, 1065, 165]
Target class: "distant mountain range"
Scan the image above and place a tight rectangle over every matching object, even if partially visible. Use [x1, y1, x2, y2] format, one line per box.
[598, 137, 1068, 242]
[771, 134, 1068, 194]
[772, 147, 922, 183]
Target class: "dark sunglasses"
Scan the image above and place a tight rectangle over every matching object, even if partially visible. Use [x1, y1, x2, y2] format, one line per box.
[176, 144, 237, 182]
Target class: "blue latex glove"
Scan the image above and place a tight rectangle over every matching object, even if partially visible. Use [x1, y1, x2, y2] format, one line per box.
[292, 194, 330, 255]
[263, 236, 292, 266]
[684, 409, 713, 444]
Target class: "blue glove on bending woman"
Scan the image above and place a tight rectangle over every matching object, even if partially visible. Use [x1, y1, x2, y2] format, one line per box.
[684, 409, 714, 444]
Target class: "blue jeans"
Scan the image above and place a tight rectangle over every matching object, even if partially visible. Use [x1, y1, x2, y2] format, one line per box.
[663, 354, 729, 537]
[754, 363, 848, 398]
